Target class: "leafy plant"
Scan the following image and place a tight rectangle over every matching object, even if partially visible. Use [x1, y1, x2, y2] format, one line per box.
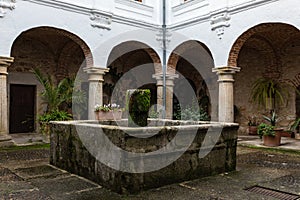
[263, 110, 278, 126]
[126, 89, 151, 127]
[257, 123, 275, 138]
[251, 78, 287, 109]
[247, 116, 259, 126]
[148, 106, 160, 118]
[174, 101, 210, 121]
[33, 68, 68, 113]
[289, 118, 300, 132]
[38, 110, 72, 135]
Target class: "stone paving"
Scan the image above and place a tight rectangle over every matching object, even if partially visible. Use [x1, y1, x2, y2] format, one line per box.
[1, 138, 300, 199]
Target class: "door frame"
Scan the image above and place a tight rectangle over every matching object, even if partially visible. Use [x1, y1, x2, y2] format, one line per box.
[8, 72, 41, 134]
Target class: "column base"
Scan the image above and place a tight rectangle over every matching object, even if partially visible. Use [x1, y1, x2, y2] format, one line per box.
[0, 135, 14, 147]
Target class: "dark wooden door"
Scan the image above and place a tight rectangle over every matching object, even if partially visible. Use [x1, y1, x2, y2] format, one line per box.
[9, 84, 35, 133]
[297, 86, 300, 118]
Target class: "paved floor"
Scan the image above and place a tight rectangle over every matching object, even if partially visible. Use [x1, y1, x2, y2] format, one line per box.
[1, 134, 300, 199]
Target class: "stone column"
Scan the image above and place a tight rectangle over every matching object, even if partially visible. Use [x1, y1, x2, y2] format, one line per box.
[153, 74, 178, 119]
[213, 66, 240, 122]
[0, 56, 14, 146]
[84, 67, 109, 120]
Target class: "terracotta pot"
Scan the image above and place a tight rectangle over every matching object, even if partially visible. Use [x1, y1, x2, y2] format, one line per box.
[280, 131, 291, 137]
[248, 126, 258, 135]
[95, 110, 122, 120]
[263, 131, 281, 147]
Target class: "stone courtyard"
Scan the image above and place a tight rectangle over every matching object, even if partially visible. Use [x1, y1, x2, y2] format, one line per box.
[1, 142, 300, 199]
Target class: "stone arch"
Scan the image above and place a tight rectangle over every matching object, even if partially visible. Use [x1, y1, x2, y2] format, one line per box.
[104, 41, 161, 106]
[11, 26, 93, 68]
[107, 41, 161, 74]
[168, 41, 213, 74]
[232, 23, 300, 133]
[228, 23, 299, 68]
[168, 40, 215, 119]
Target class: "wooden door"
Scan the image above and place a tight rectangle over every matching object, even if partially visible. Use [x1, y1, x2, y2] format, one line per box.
[9, 84, 36, 133]
[297, 86, 300, 118]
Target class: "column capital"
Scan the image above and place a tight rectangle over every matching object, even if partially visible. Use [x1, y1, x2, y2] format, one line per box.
[212, 66, 240, 83]
[212, 66, 240, 75]
[84, 67, 109, 82]
[0, 56, 14, 75]
[153, 73, 179, 86]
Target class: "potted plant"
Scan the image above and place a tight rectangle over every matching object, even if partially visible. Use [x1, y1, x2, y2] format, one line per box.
[257, 110, 282, 146]
[247, 116, 259, 135]
[289, 118, 300, 139]
[258, 123, 281, 147]
[94, 103, 122, 120]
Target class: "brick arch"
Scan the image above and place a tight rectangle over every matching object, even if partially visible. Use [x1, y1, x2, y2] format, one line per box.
[228, 23, 299, 67]
[107, 41, 161, 74]
[17, 26, 93, 68]
[167, 40, 213, 74]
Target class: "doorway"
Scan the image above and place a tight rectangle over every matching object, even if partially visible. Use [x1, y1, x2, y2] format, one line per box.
[297, 86, 300, 119]
[9, 84, 36, 133]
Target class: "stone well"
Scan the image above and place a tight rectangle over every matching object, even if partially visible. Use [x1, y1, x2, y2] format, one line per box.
[50, 119, 238, 194]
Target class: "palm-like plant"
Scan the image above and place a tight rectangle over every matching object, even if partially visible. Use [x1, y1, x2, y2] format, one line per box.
[250, 78, 287, 109]
[33, 68, 68, 113]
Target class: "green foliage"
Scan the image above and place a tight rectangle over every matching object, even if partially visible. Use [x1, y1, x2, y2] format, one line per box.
[148, 106, 159, 118]
[128, 89, 151, 111]
[127, 89, 151, 127]
[33, 68, 67, 113]
[174, 100, 210, 121]
[289, 118, 300, 132]
[263, 110, 278, 126]
[38, 110, 72, 135]
[247, 116, 259, 126]
[257, 123, 275, 138]
[33, 68, 86, 119]
[38, 110, 72, 123]
[250, 78, 287, 109]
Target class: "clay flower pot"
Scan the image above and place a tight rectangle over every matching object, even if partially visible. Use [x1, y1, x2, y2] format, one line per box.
[248, 126, 258, 135]
[263, 130, 281, 147]
[95, 110, 122, 120]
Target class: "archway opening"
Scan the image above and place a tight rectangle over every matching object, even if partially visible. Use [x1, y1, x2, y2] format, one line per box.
[230, 23, 300, 134]
[9, 27, 91, 133]
[169, 41, 214, 120]
[104, 41, 160, 111]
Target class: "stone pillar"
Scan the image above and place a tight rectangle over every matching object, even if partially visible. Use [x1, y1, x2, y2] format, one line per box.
[0, 56, 14, 146]
[153, 74, 178, 119]
[84, 67, 109, 120]
[213, 66, 240, 122]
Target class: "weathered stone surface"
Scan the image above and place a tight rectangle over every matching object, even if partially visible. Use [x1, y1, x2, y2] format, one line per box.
[50, 120, 238, 194]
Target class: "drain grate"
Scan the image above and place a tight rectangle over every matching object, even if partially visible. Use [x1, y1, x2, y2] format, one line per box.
[245, 186, 300, 200]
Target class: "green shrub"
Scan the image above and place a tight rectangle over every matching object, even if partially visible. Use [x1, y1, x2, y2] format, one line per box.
[38, 110, 72, 135]
[257, 123, 275, 138]
[174, 102, 210, 121]
[127, 89, 150, 127]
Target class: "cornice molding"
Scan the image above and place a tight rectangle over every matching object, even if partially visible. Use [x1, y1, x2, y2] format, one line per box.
[169, 0, 281, 31]
[19, 0, 282, 33]
[0, 0, 16, 18]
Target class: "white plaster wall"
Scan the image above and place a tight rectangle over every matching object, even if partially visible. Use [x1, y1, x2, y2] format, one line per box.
[0, 0, 162, 68]
[171, 0, 300, 67]
[1, 0, 299, 68]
